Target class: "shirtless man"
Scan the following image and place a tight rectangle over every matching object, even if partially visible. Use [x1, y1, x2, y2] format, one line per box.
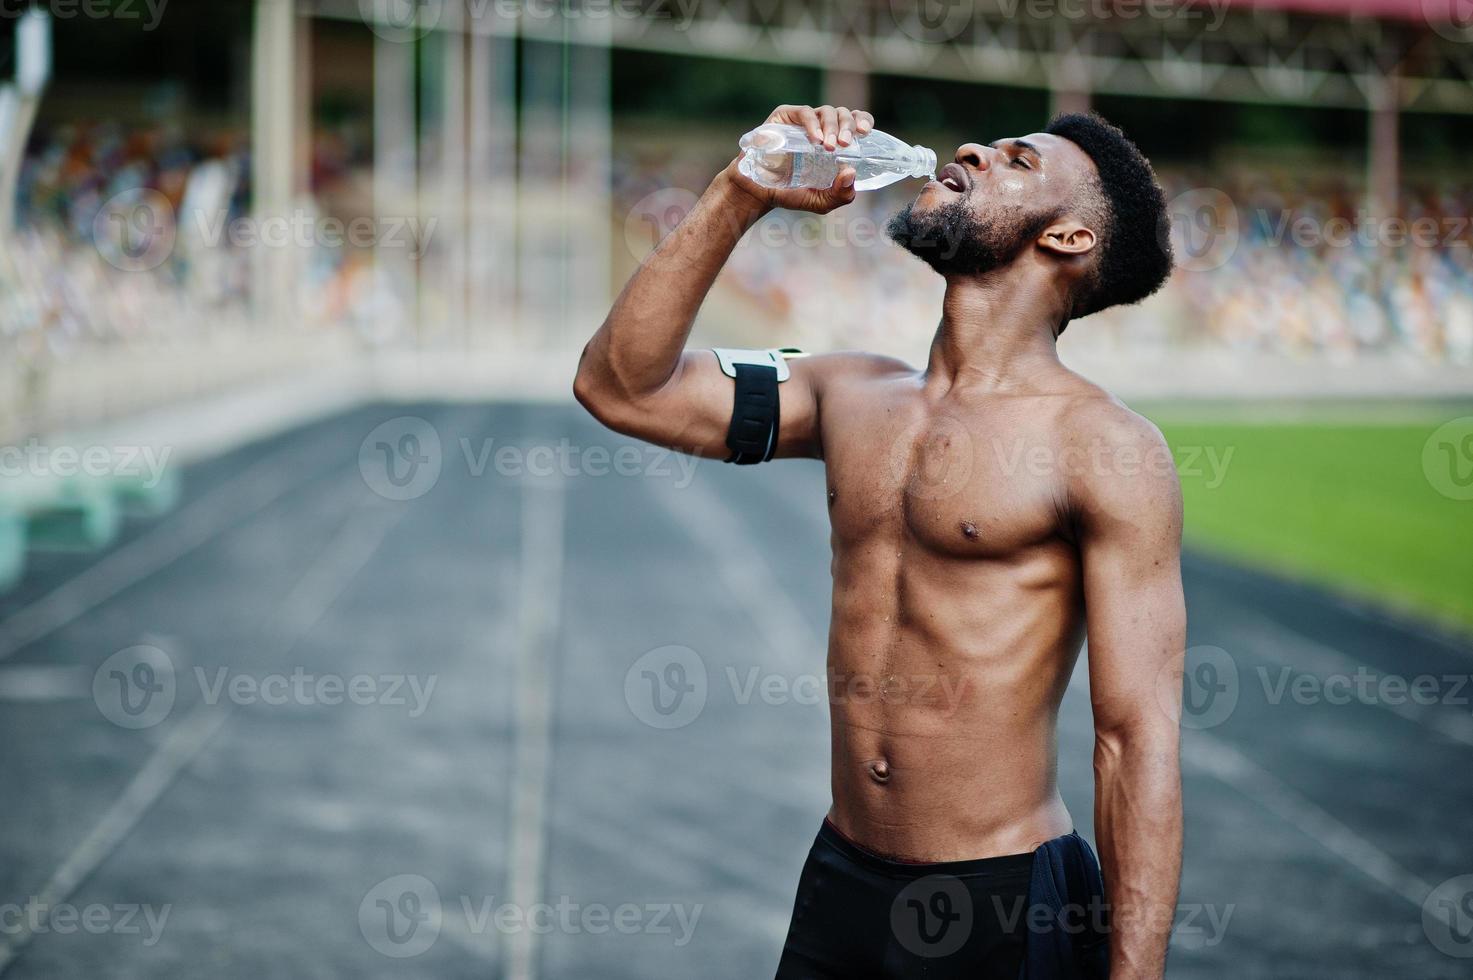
[574, 104, 1184, 978]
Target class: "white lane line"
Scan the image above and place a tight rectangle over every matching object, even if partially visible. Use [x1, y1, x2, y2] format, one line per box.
[267, 497, 407, 644]
[547, 801, 793, 946]
[655, 478, 823, 674]
[1184, 553, 1473, 658]
[1182, 731, 1448, 925]
[568, 759, 808, 903]
[1231, 606, 1473, 748]
[502, 473, 565, 980]
[0, 429, 348, 662]
[0, 665, 90, 700]
[0, 493, 408, 976]
[0, 695, 234, 975]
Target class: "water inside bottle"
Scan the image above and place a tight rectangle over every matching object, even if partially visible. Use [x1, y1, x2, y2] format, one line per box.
[739, 124, 936, 192]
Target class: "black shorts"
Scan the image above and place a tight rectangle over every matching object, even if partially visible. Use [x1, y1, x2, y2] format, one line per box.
[775, 819, 1109, 979]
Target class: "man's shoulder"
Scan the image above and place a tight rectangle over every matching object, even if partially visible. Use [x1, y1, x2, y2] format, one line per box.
[1059, 386, 1168, 454]
[1051, 381, 1180, 510]
[796, 350, 917, 389]
[1034, 365, 1157, 444]
[809, 349, 916, 374]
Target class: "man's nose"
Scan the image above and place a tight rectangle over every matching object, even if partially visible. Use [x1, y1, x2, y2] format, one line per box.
[955, 143, 993, 172]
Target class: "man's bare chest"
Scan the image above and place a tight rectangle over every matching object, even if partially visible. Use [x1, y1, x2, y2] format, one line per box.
[820, 392, 1072, 560]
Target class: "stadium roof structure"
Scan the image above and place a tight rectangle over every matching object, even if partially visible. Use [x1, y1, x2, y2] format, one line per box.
[1210, 0, 1457, 21]
[322, 0, 1473, 115]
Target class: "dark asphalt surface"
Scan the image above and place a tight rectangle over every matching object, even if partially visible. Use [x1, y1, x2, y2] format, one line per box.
[1, 402, 1470, 978]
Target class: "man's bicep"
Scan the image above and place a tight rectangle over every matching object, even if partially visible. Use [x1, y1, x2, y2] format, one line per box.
[602, 349, 822, 460]
[1077, 433, 1186, 733]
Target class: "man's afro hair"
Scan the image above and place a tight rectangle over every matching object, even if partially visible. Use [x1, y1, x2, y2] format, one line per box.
[1045, 112, 1174, 319]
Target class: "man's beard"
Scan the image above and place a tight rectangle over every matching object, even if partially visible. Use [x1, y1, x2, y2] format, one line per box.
[885, 197, 1057, 277]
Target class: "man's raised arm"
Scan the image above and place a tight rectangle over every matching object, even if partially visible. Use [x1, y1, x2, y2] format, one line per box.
[573, 105, 870, 460]
[1072, 408, 1186, 979]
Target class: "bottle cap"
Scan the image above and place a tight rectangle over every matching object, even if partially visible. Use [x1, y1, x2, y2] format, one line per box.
[742, 126, 785, 152]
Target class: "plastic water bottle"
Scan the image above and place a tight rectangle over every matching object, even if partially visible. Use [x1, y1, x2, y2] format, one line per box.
[738, 123, 937, 192]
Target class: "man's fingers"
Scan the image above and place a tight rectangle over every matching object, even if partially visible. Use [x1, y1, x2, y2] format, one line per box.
[827, 165, 857, 206]
[835, 107, 855, 147]
[763, 104, 871, 147]
[817, 105, 838, 150]
[797, 105, 823, 144]
[771, 104, 823, 144]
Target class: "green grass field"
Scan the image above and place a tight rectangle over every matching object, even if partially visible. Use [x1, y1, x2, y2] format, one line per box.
[1140, 402, 1473, 634]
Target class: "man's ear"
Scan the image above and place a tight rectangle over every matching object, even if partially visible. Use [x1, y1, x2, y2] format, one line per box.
[1038, 221, 1097, 257]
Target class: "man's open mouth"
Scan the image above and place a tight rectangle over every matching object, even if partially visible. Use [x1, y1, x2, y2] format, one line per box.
[937, 163, 969, 193]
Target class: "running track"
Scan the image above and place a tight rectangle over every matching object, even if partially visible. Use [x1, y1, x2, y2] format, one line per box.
[1, 402, 1470, 978]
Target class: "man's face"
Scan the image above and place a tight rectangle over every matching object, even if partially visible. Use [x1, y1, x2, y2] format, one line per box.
[886, 132, 1096, 277]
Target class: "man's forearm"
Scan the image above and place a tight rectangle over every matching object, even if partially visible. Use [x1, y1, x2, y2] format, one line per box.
[1094, 730, 1182, 978]
[579, 166, 768, 399]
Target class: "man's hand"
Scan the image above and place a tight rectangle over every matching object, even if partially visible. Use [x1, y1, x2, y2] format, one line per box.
[575, 103, 892, 461]
[724, 104, 875, 215]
